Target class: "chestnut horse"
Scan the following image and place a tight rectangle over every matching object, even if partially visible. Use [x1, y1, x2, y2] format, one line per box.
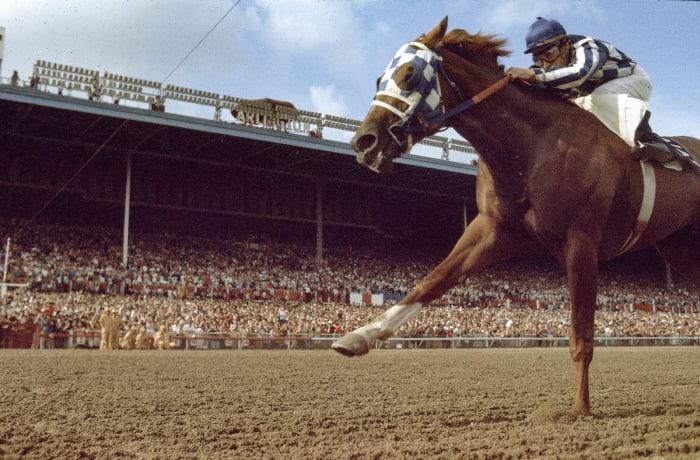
[332, 17, 700, 416]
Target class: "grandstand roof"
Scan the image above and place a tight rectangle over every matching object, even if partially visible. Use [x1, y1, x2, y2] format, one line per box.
[0, 85, 477, 200]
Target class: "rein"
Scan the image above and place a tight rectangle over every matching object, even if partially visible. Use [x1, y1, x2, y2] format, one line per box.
[418, 73, 511, 129]
[375, 41, 511, 150]
[400, 46, 511, 136]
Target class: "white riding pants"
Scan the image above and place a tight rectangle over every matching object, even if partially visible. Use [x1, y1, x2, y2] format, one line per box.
[574, 64, 652, 146]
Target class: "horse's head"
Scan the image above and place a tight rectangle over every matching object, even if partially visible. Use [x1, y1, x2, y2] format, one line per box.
[352, 17, 450, 173]
[352, 16, 510, 173]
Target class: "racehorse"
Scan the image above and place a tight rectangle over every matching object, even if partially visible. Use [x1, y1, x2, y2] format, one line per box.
[332, 17, 700, 416]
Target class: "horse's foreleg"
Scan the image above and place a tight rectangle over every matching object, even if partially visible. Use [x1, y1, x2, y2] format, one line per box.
[332, 214, 530, 357]
[564, 229, 600, 416]
[331, 302, 422, 356]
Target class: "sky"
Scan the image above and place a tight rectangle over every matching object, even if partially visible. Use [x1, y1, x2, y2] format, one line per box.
[1, 0, 699, 160]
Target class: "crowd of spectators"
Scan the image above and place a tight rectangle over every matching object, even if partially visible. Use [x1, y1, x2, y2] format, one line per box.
[1, 222, 698, 343]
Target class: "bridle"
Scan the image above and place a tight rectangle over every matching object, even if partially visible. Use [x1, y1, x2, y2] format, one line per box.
[372, 41, 511, 152]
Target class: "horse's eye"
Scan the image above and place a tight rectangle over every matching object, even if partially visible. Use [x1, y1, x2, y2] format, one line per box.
[396, 62, 422, 91]
[406, 67, 422, 90]
[375, 75, 382, 90]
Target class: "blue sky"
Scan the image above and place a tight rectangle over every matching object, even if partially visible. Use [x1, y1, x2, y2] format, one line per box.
[1, 0, 698, 155]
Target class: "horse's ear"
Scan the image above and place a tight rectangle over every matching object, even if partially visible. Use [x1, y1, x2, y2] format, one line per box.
[423, 16, 448, 46]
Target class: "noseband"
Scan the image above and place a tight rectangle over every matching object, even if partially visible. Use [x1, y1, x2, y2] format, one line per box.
[372, 41, 511, 151]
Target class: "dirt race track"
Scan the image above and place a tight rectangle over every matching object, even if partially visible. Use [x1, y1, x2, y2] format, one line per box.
[0, 347, 698, 460]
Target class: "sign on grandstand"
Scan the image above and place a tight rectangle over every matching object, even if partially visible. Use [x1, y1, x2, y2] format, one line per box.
[350, 292, 384, 306]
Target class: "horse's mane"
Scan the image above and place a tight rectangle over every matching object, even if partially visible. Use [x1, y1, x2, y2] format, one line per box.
[442, 29, 511, 64]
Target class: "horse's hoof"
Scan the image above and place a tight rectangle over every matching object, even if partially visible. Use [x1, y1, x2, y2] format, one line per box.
[572, 404, 593, 417]
[331, 333, 370, 357]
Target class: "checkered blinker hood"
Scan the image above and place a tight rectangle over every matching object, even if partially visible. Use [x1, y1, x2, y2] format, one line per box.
[372, 41, 443, 146]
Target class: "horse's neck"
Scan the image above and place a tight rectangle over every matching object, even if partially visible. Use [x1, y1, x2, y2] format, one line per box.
[445, 66, 578, 190]
[451, 88, 549, 190]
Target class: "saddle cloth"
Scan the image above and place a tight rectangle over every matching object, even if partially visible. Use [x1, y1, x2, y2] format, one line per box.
[660, 137, 700, 170]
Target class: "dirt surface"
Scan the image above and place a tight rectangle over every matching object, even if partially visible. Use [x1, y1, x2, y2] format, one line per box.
[1, 347, 698, 459]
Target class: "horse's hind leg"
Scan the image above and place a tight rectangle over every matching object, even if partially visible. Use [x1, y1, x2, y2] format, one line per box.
[654, 224, 700, 285]
[562, 229, 600, 416]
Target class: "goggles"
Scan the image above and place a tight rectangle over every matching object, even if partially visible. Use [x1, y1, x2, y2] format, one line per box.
[532, 42, 562, 67]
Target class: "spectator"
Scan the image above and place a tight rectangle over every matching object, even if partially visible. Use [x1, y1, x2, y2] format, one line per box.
[108, 309, 120, 350]
[121, 325, 136, 349]
[98, 308, 111, 350]
[152, 325, 174, 350]
[0, 221, 696, 345]
[134, 327, 150, 349]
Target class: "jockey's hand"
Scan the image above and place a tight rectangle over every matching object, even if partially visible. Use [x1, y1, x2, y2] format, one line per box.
[505, 67, 536, 82]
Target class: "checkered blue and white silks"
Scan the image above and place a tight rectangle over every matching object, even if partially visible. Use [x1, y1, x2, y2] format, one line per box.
[372, 41, 443, 131]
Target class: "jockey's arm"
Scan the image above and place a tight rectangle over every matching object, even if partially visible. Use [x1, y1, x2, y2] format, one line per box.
[505, 67, 536, 82]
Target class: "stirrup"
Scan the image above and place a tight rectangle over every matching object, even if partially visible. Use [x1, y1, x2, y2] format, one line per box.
[631, 141, 675, 163]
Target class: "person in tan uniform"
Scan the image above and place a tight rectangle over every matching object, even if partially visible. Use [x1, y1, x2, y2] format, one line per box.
[153, 325, 175, 350]
[98, 308, 112, 350]
[134, 326, 150, 349]
[107, 309, 121, 350]
[121, 325, 136, 350]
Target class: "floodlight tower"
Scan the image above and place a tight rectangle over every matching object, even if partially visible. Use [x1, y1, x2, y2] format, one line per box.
[0, 26, 5, 78]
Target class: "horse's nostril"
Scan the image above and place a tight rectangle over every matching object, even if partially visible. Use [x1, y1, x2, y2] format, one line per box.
[353, 133, 377, 153]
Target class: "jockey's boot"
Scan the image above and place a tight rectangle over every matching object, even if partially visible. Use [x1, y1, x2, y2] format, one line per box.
[631, 111, 675, 163]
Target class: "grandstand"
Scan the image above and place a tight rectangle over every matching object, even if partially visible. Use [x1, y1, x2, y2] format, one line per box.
[0, 77, 478, 259]
[0, 67, 697, 350]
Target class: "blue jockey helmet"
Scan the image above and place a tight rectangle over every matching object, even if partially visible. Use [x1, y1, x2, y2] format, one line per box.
[524, 17, 567, 54]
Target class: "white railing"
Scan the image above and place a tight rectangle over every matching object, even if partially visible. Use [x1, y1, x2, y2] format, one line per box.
[26, 330, 700, 350]
[2, 62, 479, 163]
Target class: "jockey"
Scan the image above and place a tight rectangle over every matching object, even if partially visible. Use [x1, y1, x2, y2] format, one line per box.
[506, 17, 674, 163]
